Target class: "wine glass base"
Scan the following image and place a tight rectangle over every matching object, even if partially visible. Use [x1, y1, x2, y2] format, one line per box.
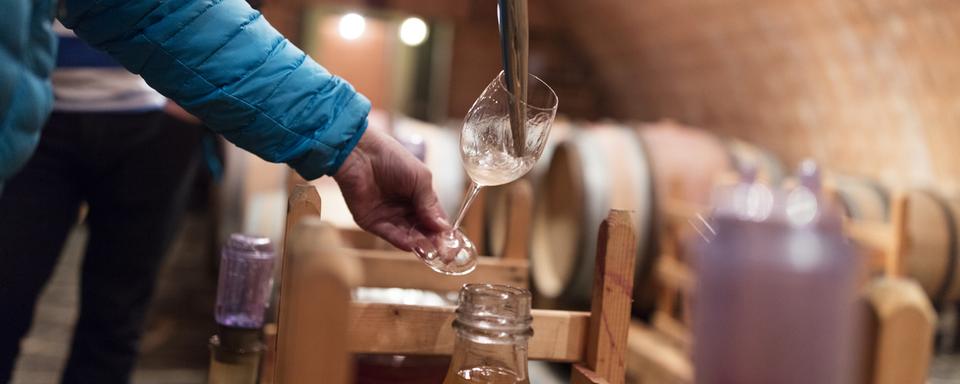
[413, 229, 478, 276]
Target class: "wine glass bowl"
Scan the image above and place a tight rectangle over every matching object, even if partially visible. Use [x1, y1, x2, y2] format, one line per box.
[413, 71, 558, 275]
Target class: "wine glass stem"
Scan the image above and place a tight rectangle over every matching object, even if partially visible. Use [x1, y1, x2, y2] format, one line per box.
[452, 182, 482, 229]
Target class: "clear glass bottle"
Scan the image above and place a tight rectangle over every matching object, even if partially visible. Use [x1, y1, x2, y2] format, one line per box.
[442, 284, 533, 384]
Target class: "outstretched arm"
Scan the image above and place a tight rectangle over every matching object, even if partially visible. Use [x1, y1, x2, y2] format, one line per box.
[60, 0, 449, 249]
[60, 0, 368, 179]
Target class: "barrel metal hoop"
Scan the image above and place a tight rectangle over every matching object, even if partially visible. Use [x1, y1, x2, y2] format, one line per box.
[927, 191, 958, 307]
[835, 188, 857, 220]
[865, 179, 891, 221]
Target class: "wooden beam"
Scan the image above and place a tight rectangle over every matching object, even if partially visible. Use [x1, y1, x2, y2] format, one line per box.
[861, 278, 935, 384]
[273, 184, 323, 383]
[845, 220, 896, 256]
[656, 255, 696, 295]
[353, 249, 528, 291]
[571, 364, 611, 384]
[259, 324, 278, 384]
[339, 227, 393, 250]
[651, 312, 692, 353]
[584, 210, 638, 384]
[626, 323, 693, 384]
[276, 218, 360, 384]
[886, 193, 908, 278]
[662, 198, 705, 222]
[347, 303, 590, 362]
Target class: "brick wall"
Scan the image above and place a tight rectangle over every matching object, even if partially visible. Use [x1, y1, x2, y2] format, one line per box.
[553, 0, 960, 190]
[264, 0, 604, 120]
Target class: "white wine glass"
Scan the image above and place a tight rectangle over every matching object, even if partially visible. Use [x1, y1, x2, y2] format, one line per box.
[413, 71, 558, 275]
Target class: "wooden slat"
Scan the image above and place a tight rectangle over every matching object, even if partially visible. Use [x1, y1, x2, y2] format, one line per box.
[651, 312, 692, 353]
[584, 210, 637, 384]
[662, 199, 705, 222]
[571, 364, 610, 384]
[259, 323, 278, 384]
[353, 249, 529, 291]
[626, 323, 693, 384]
[339, 227, 393, 250]
[845, 220, 896, 255]
[273, 184, 324, 383]
[276, 218, 359, 384]
[861, 278, 935, 384]
[347, 303, 590, 362]
[656, 255, 696, 295]
[886, 193, 908, 278]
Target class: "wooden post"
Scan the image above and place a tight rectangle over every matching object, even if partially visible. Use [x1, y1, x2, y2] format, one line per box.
[272, 184, 322, 384]
[575, 210, 638, 384]
[886, 193, 908, 278]
[275, 218, 360, 384]
[860, 277, 935, 384]
[502, 179, 533, 261]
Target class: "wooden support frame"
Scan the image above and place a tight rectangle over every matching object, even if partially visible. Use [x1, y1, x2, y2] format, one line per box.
[272, 183, 638, 384]
[352, 250, 528, 291]
[348, 304, 590, 361]
[860, 278, 936, 384]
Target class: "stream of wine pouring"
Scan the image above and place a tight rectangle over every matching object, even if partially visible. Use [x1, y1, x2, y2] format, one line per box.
[498, 0, 529, 157]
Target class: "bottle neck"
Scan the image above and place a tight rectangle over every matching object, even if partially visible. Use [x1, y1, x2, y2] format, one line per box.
[444, 330, 529, 383]
[445, 284, 533, 384]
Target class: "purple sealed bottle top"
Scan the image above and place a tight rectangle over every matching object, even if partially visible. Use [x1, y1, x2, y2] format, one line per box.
[225, 233, 274, 256]
[215, 234, 277, 329]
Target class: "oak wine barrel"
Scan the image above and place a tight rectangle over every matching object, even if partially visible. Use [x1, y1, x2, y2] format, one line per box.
[530, 124, 656, 311]
[829, 175, 890, 222]
[724, 138, 787, 186]
[637, 121, 736, 206]
[903, 190, 960, 305]
[484, 120, 575, 257]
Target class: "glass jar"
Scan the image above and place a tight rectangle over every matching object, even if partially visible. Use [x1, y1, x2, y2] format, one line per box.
[693, 162, 861, 384]
[215, 234, 276, 328]
[442, 284, 534, 384]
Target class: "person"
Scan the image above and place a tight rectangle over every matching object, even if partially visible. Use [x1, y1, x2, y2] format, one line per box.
[0, 0, 448, 383]
[0, 18, 206, 382]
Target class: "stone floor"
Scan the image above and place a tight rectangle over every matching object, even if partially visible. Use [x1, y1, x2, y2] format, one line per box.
[9, 210, 960, 383]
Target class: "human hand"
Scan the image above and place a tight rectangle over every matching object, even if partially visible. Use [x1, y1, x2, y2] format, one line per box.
[334, 127, 450, 251]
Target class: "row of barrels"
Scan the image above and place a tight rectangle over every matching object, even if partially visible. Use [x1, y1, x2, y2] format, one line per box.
[832, 177, 960, 305]
[487, 120, 786, 315]
[400, 116, 960, 313]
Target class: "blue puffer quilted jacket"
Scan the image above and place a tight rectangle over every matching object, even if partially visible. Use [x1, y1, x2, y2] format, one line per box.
[0, 0, 370, 187]
[0, 1, 57, 188]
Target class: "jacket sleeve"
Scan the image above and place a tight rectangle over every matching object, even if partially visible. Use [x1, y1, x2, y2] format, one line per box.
[0, 0, 56, 182]
[59, 0, 370, 179]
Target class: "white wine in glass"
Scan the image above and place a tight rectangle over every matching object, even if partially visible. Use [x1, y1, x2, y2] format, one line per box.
[413, 71, 558, 275]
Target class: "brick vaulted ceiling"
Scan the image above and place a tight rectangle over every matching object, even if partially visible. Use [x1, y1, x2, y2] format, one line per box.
[265, 0, 960, 189]
[550, 0, 960, 190]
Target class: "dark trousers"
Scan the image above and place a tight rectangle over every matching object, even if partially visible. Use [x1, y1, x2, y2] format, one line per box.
[0, 111, 203, 384]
